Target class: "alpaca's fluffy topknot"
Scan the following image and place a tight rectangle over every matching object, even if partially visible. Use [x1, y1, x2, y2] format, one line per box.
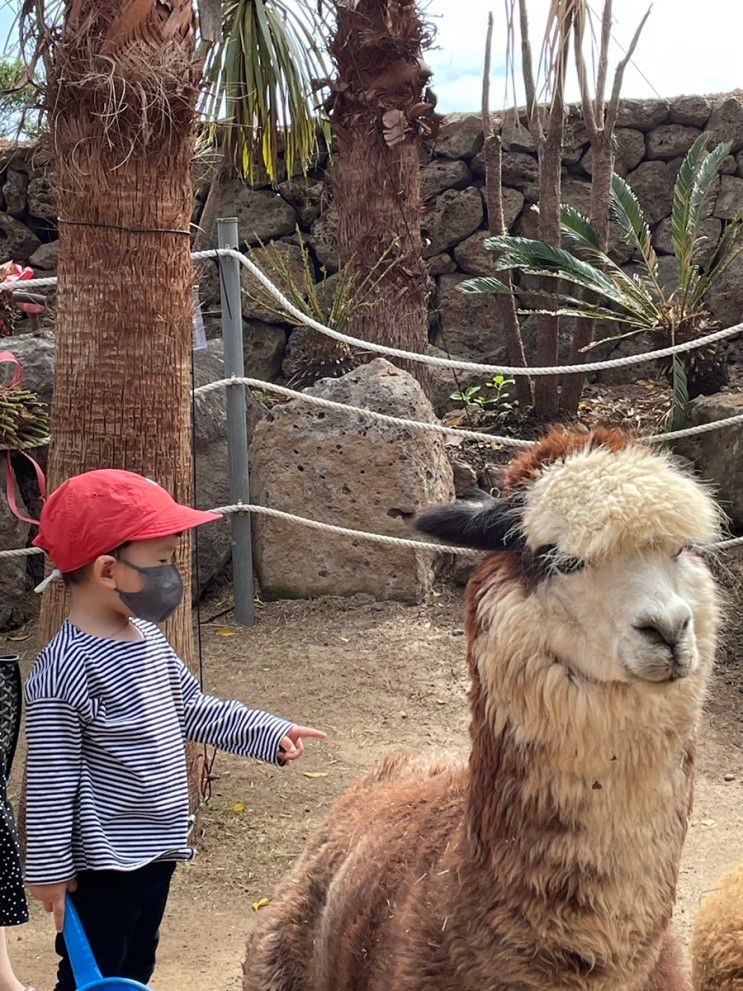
[519, 436, 722, 561]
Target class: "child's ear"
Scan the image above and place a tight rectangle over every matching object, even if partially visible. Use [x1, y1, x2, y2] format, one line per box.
[92, 555, 118, 588]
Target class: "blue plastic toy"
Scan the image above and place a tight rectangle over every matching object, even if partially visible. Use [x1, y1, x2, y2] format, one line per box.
[63, 896, 152, 991]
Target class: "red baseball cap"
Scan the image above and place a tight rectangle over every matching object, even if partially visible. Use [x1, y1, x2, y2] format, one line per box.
[33, 469, 221, 573]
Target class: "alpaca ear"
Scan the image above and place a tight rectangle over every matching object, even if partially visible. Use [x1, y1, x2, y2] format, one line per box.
[413, 496, 523, 551]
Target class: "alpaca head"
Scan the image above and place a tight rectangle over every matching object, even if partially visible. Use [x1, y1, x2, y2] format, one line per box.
[415, 429, 722, 687]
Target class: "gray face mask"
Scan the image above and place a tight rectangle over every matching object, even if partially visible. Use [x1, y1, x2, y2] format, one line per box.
[116, 559, 184, 624]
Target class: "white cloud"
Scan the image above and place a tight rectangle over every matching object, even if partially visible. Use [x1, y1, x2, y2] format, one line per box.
[424, 0, 743, 113]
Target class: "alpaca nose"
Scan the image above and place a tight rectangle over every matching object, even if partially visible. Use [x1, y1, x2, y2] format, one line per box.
[636, 607, 692, 649]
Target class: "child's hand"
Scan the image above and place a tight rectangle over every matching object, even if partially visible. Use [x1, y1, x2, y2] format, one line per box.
[278, 724, 327, 764]
[29, 877, 77, 932]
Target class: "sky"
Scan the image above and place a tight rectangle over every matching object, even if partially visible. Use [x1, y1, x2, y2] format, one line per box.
[0, 0, 740, 114]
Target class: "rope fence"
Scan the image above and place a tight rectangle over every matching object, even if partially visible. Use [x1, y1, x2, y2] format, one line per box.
[4, 240, 742, 580]
[13, 248, 743, 377]
[2, 506, 739, 561]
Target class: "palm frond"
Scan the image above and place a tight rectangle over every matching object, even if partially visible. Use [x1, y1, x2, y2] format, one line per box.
[611, 172, 659, 282]
[560, 204, 601, 250]
[688, 216, 743, 308]
[484, 235, 619, 297]
[671, 130, 712, 274]
[456, 276, 513, 295]
[199, 0, 330, 183]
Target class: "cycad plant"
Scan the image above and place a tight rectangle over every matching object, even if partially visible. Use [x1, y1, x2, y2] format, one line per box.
[460, 132, 742, 427]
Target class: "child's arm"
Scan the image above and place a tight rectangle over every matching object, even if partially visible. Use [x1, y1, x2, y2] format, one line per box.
[176, 662, 323, 764]
[24, 693, 82, 928]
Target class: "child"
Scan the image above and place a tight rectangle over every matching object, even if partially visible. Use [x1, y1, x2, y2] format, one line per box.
[0, 654, 31, 991]
[24, 469, 325, 991]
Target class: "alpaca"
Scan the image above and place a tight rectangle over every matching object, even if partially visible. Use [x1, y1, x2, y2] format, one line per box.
[691, 862, 743, 991]
[243, 428, 722, 991]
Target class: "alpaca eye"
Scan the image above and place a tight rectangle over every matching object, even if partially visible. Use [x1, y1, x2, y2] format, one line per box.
[673, 547, 687, 559]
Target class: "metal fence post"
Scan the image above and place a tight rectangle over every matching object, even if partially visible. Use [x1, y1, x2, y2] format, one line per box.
[217, 217, 255, 626]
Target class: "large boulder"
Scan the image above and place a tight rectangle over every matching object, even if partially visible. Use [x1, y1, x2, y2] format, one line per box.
[434, 114, 484, 161]
[29, 240, 59, 271]
[705, 251, 743, 330]
[432, 273, 509, 363]
[453, 201, 524, 275]
[420, 158, 471, 201]
[421, 187, 483, 257]
[250, 359, 454, 603]
[0, 506, 34, 630]
[708, 97, 743, 153]
[206, 178, 298, 247]
[675, 391, 743, 528]
[243, 321, 287, 382]
[0, 214, 41, 261]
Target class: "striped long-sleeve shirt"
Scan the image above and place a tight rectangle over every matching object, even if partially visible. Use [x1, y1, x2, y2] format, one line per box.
[24, 620, 292, 885]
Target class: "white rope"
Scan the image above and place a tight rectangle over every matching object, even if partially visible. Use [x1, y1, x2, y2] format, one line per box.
[213, 504, 480, 556]
[12, 247, 743, 377]
[195, 375, 743, 447]
[1, 508, 740, 560]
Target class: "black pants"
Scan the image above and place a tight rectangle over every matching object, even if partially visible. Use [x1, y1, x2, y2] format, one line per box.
[54, 862, 176, 991]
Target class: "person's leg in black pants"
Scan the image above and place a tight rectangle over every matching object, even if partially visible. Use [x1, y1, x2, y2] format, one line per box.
[53, 863, 176, 991]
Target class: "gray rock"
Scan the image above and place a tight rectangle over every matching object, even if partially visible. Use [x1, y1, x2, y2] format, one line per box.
[646, 124, 702, 161]
[0, 332, 55, 407]
[2, 170, 27, 217]
[655, 254, 679, 293]
[721, 155, 737, 174]
[736, 151, 743, 177]
[243, 321, 287, 381]
[708, 97, 743, 153]
[26, 174, 56, 222]
[580, 128, 645, 177]
[420, 158, 471, 201]
[617, 99, 671, 131]
[309, 206, 339, 272]
[670, 95, 711, 127]
[706, 251, 743, 330]
[713, 174, 743, 220]
[448, 452, 478, 496]
[0, 214, 41, 261]
[250, 358, 454, 603]
[432, 273, 509, 363]
[674, 391, 743, 527]
[29, 240, 59, 271]
[653, 216, 721, 264]
[562, 116, 590, 164]
[454, 225, 514, 276]
[499, 151, 539, 200]
[481, 186, 524, 234]
[427, 252, 456, 275]
[626, 160, 676, 224]
[276, 177, 325, 228]
[421, 187, 483, 257]
[434, 113, 484, 161]
[214, 179, 298, 246]
[240, 241, 308, 324]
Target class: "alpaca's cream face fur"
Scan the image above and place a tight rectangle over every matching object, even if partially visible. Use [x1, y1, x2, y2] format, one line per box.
[533, 548, 708, 684]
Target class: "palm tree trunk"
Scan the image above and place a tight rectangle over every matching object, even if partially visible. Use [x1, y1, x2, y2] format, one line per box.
[329, 0, 438, 390]
[41, 1, 198, 657]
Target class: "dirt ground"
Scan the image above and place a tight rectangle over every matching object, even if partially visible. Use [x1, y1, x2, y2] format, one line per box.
[7, 568, 743, 991]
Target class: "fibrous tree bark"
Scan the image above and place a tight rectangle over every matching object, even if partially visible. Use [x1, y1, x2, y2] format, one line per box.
[325, 0, 439, 388]
[38, 0, 199, 658]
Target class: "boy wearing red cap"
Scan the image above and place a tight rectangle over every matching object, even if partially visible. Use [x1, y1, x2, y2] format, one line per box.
[24, 470, 325, 991]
